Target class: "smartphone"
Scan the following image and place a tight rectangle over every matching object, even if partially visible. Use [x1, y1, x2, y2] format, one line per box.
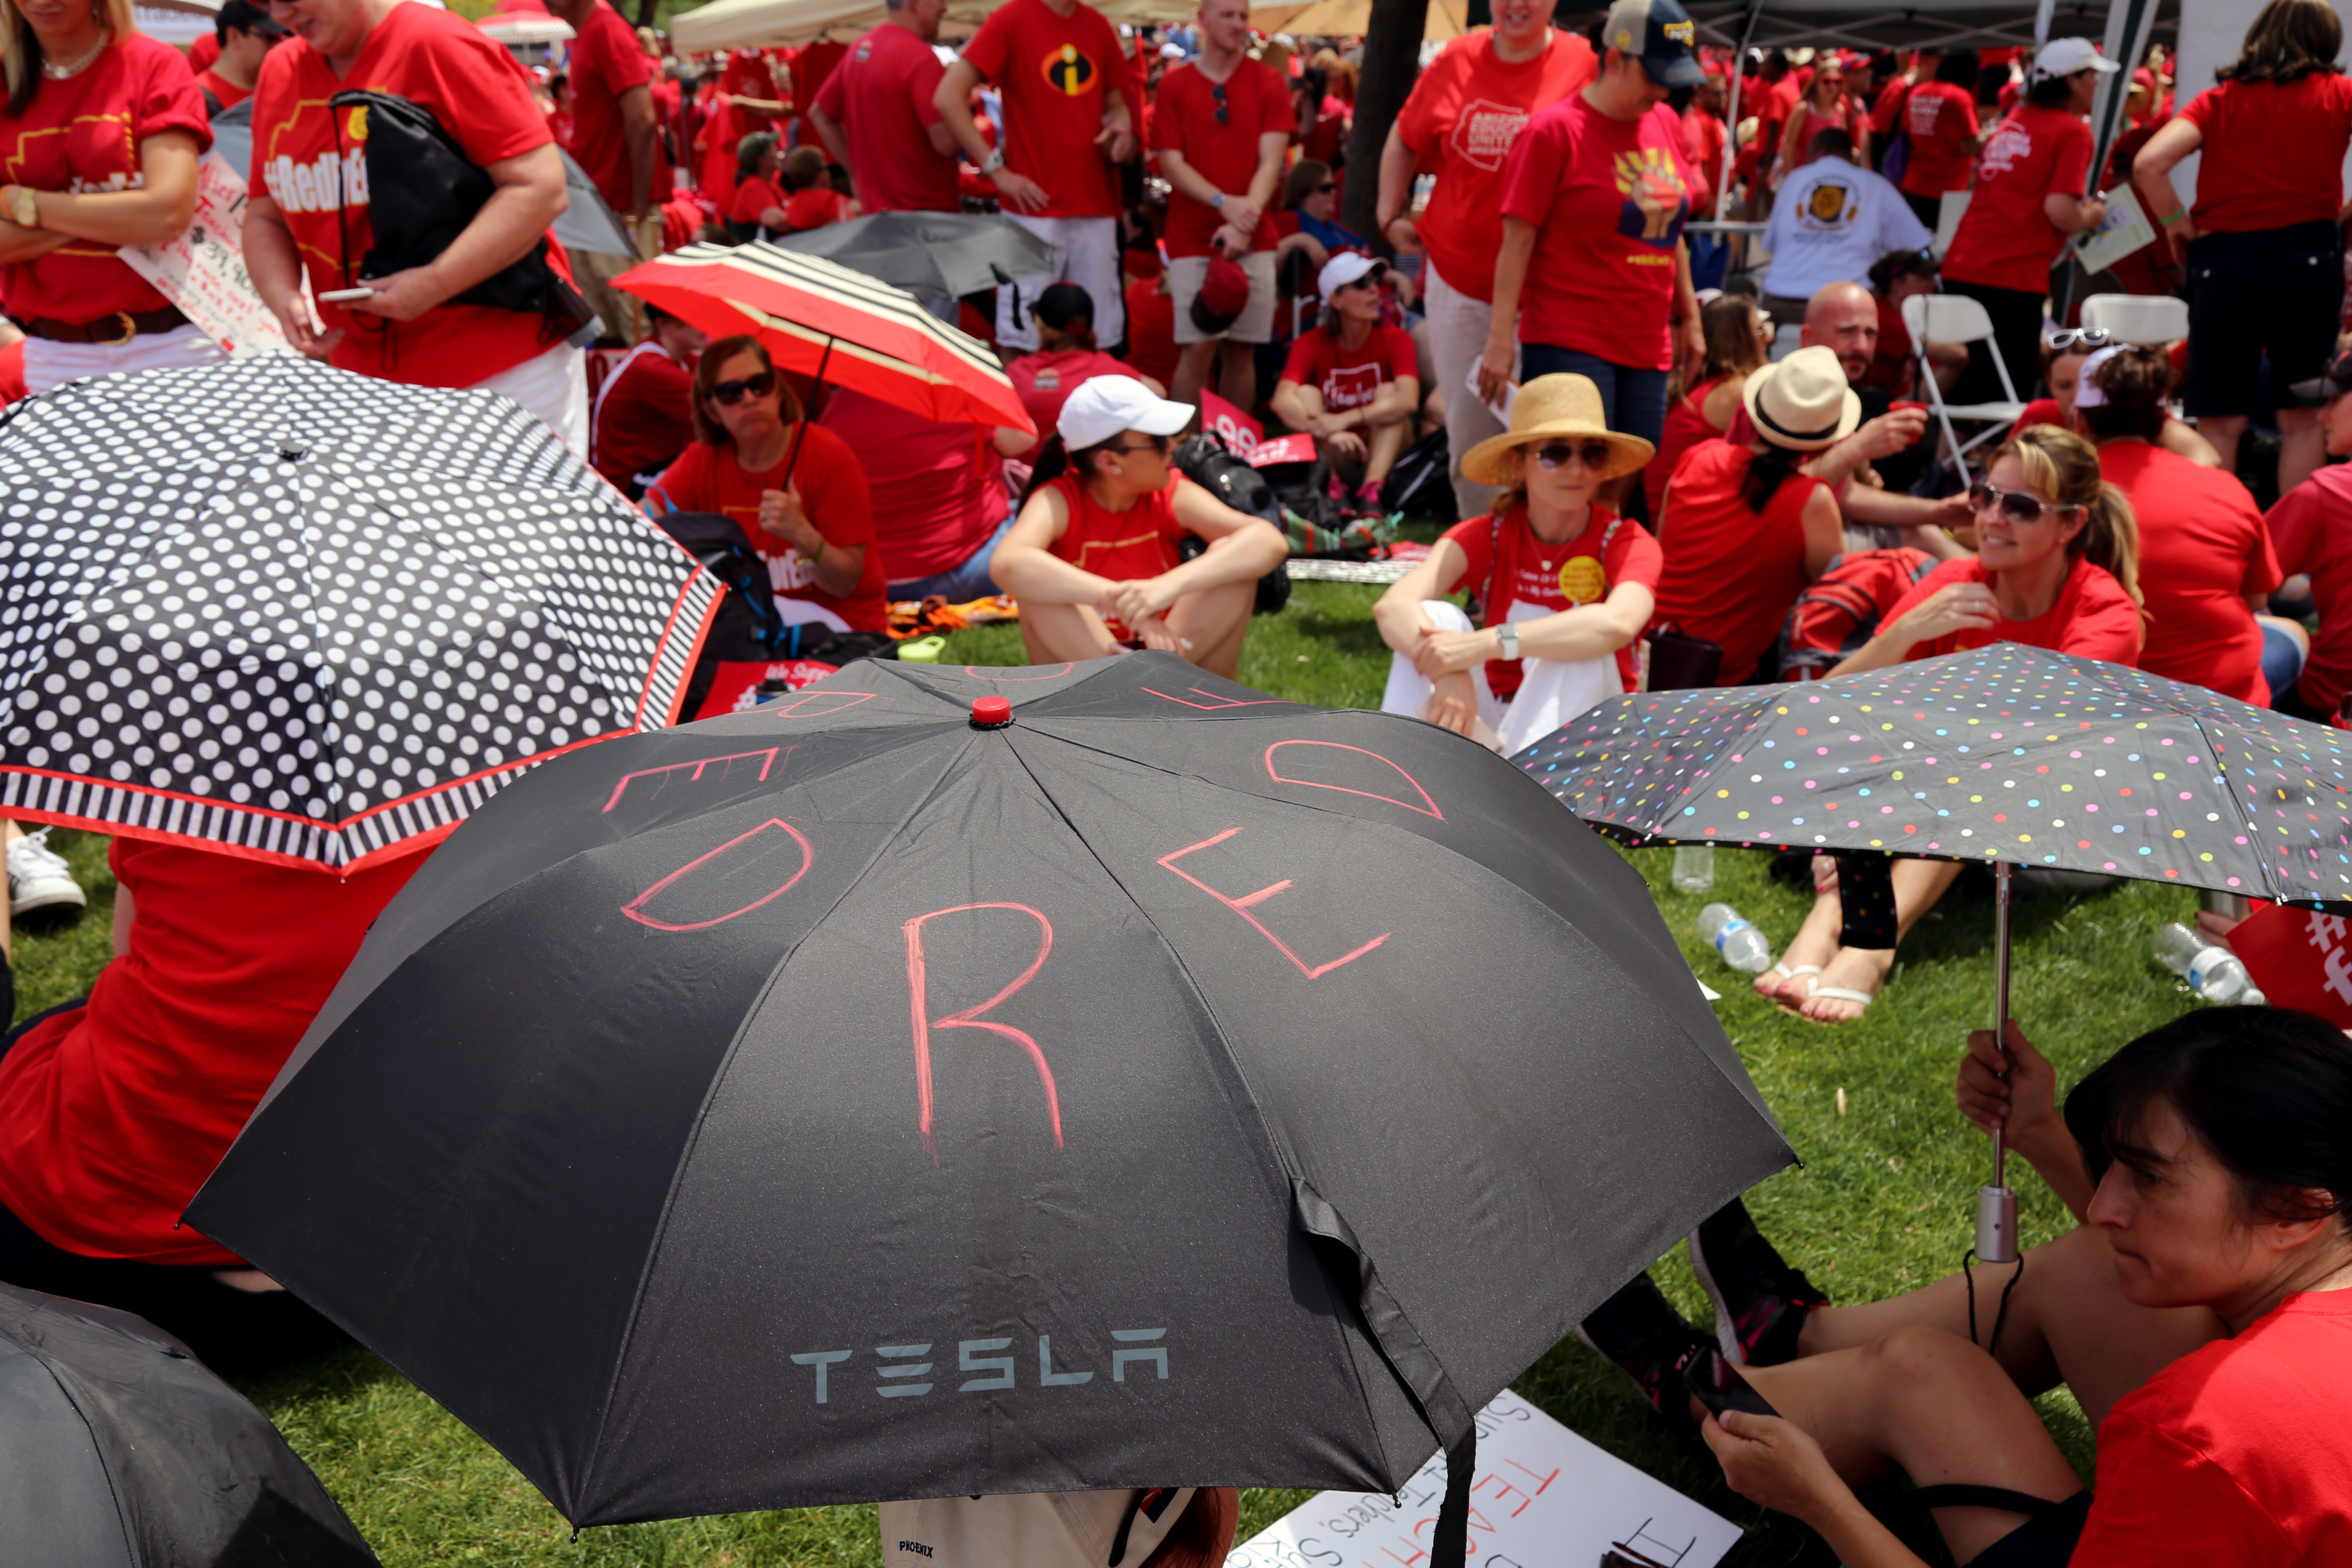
[1683, 1347, 1780, 1421]
[318, 287, 376, 303]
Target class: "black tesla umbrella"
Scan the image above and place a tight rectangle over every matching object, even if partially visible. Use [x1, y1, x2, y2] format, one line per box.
[0, 1282, 377, 1567]
[1513, 642, 2352, 1259]
[0, 353, 720, 874]
[189, 652, 1789, 1535]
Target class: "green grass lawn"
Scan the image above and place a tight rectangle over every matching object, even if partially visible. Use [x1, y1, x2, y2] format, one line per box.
[11, 581, 2215, 1565]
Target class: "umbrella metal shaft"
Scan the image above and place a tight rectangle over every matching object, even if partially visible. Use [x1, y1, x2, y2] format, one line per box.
[1979, 860, 2019, 1265]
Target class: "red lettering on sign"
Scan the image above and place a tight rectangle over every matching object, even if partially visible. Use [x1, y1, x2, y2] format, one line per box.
[1263, 740, 1444, 819]
[1141, 687, 1289, 710]
[903, 902, 1065, 1160]
[1159, 827, 1390, 978]
[602, 747, 784, 813]
[620, 818, 813, 931]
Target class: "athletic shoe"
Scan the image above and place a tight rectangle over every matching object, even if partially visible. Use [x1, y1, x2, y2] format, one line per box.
[1689, 1195, 1829, 1367]
[7, 826, 84, 916]
[1577, 1272, 1712, 1429]
[1354, 479, 1385, 515]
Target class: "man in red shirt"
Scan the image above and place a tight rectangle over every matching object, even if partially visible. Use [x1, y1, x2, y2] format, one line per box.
[545, 0, 660, 344]
[1152, 0, 1293, 415]
[1895, 47, 1981, 228]
[196, 0, 283, 114]
[1379, 0, 1595, 517]
[936, 0, 1137, 350]
[1682, 67, 1726, 198]
[807, 0, 961, 218]
[592, 304, 706, 495]
[246, 0, 586, 450]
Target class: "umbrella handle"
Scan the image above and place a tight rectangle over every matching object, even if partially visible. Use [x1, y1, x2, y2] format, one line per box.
[1979, 861, 2019, 1265]
[779, 335, 834, 492]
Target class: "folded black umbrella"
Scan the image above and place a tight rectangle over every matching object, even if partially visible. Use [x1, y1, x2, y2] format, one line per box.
[190, 653, 1789, 1530]
[770, 210, 1058, 300]
[0, 1283, 377, 1567]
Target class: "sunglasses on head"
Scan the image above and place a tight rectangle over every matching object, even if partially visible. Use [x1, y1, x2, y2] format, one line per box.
[2047, 327, 2111, 351]
[706, 370, 777, 406]
[1968, 481, 2080, 522]
[1533, 440, 1614, 471]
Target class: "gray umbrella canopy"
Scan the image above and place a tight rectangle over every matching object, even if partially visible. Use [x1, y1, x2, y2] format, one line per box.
[771, 211, 1060, 300]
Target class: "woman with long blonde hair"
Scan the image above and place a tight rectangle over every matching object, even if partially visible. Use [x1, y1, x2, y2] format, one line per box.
[1774, 54, 1868, 182]
[0, 0, 216, 390]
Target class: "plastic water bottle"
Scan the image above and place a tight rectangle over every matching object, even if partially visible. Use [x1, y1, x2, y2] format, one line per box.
[2151, 922, 2262, 1005]
[1699, 903, 1773, 974]
[1672, 844, 1716, 893]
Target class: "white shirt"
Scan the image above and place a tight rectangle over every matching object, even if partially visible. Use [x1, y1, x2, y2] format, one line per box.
[881, 1488, 1196, 1568]
[1761, 155, 1934, 301]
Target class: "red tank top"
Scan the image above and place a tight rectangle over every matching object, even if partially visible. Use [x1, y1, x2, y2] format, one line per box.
[1046, 472, 1190, 640]
[1648, 374, 1729, 525]
[1651, 439, 1827, 684]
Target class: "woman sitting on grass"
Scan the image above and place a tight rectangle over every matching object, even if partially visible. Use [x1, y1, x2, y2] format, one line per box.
[988, 376, 1288, 678]
[1373, 373, 1659, 754]
[1582, 1006, 2352, 1567]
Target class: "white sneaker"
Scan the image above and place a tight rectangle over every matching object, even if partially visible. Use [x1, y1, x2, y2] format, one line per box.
[7, 826, 84, 916]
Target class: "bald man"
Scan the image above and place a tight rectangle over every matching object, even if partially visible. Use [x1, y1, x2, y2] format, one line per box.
[1800, 281, 1973, 554]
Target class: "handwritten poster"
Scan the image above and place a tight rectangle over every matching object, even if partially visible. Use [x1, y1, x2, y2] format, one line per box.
[1225, 1390, 1741, 1568]
[120, 151, 290, 358]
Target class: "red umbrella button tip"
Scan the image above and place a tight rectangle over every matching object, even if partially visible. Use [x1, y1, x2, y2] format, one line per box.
[971, 696, 1013, 728]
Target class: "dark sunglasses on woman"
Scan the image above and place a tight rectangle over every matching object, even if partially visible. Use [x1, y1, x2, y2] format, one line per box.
[707, 371, 777, 406]
[1534, 440, 1614, 471]
[1968, 481, 2081, 522]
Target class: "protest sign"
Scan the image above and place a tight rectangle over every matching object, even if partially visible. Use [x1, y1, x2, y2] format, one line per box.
[1202, 389, 1264, 456]
[1225, 1389, 1741, 1568]
[120, 151, 291, 357]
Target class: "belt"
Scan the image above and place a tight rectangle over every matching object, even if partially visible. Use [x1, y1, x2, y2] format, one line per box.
[22, 307, 189, 345]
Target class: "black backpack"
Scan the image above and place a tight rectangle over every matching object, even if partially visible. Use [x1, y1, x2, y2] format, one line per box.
[1173, 434, 1291, 616]
[329, 89, 595, 344]
[1379, 425, 1456, 523]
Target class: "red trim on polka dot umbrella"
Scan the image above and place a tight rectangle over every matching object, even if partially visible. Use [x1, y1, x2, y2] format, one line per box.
[0, 355, 723, 877]
[1513, 644, 2352, 905]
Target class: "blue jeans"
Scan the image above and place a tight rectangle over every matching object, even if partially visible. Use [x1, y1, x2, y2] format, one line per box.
[2262, 620, 2309, 705]
[887, 510, 1016, 603]
[1516, 344, 1671, 454]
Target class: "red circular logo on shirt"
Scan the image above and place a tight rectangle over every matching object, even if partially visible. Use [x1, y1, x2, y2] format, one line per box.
[1042, 43, 1096, 96]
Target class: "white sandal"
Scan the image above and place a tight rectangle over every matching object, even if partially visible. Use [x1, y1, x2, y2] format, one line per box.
[1805, 986, 1876, 1021]
[1759, 962, 1821, 1002]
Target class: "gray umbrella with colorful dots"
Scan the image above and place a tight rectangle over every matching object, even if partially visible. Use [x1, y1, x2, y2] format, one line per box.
[1513, 642, 2352, 1258]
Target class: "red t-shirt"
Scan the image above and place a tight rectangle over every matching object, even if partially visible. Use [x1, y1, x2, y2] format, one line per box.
[812, 22, 958, 215]
[2102, 440, 2279, 704]
[2268, 463, 2352, 715]
[0, 339, 25, 407]
[1123, 277, 1178, 386]
[1394, 28, 1596, 302]
[1652, 438, 1827, 685]
[1009, 346, 1141, 436]
[1682, 105, 1726, 196]
[0, 840, 422, 1265]
[1644, 373, 1727, 524]
[1755, 75, 1800, 166]
[591, 340, 695, 486]
[1045, 472, 1187, 639]
[1869, 75, 1911, 136]
[252, 3, 563, 387]
[196, 65, 252, 112]
[1499, 95, 1695, 370]
[785, 184, 848, 230]
[1150, 58, 1293, 257]
[959, 0, 1132, 219]
[1440, 503, 1662, 695]
[1279, 322, 1418, 411]
[189, 29, 220, 70]
[2073, 1289, 2352, 1566]
[2178, 73, 2352, 233]
[819, 387, 1007, 584]
[566, 0, 653, 212]
[1942, 104, 2092, 295]
[1883, 553, 2143, 663]
[0, 35, 209, 324]
[730, 174, 783, 226]
[1897, 81, 1979, 197]
[791, 37, 846, 143]
[646, 428, 887, 632]
[1300, 97, 1347, 170]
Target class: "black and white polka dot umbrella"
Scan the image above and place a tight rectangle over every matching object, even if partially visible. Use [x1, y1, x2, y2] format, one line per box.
[0, 354, 721, 875]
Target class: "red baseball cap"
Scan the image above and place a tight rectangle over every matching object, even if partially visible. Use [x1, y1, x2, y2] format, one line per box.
[1189, 255, 1252, 334]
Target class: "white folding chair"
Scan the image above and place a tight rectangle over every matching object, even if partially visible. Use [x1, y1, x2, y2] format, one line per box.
[1903, 292, 2028, 485]
[2078, 292, 2189, 345]
[1930, 190, 1971, 259]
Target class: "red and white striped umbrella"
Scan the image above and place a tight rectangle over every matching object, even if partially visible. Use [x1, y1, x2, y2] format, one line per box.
[615, 242, 1035, 435]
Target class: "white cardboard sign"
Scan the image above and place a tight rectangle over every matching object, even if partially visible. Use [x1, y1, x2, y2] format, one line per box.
[120, 151, 291, 358]
[1225, 1389, 1741, 1568]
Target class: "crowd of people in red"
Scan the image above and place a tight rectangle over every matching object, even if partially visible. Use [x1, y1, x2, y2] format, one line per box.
[0, 0, 2347, 1559]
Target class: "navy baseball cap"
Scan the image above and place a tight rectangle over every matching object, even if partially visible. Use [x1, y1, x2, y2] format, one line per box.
[1602, 0, 1704, 87]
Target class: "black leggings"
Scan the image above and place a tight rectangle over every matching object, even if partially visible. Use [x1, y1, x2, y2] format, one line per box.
[0, 996, 348, 1376]
[1832, 852, 1900, 950]
[1942, 278, 2046, 408]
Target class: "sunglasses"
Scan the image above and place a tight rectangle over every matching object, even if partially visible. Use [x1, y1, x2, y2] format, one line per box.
[706, 370, 777, 406]
[1212, 81, 1228, 125]
[1107, 434, 1172, 457]
[1534, 441, 1614, 471]
[1968, 481, 2081, 522]
[2047, 327, 2112, 351]
[1313, 181, 1338, 194]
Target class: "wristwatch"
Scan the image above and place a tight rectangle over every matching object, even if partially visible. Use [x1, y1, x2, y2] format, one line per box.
[3, 186, 36, 230]
[1496, 622, 1521, 660]
[979, 146, 1006, 176]
[1211, 191, 1225, 209]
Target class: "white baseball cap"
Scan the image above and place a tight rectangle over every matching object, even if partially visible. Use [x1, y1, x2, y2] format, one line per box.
[2034, 37, 2119, 78]
[1058, 375, 1194, 449]
[1318, 251, 1387, 302]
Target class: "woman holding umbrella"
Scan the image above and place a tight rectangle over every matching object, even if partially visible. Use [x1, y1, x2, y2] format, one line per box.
[1765, 427, 2143, 1021]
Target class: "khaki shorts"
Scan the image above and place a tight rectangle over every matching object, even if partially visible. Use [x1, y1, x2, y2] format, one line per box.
[1169, 250, 1279, 345]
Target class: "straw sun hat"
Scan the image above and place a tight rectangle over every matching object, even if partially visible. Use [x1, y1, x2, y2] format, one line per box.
[1460, 374, 1657, 487]
[1741, 345, 1862, 452]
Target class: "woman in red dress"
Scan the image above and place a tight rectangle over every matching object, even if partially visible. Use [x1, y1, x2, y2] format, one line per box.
[1644, 292, 1769, 523]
